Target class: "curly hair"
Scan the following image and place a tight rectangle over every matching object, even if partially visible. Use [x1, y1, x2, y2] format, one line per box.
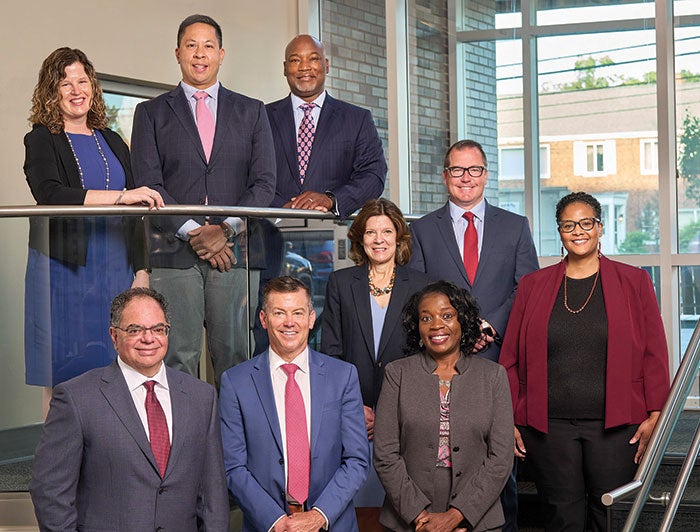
[29, 47, 107, 134]
[402, 281, 481, 355]
[555, 191, 602, 221]
[347, 198, 412, 265]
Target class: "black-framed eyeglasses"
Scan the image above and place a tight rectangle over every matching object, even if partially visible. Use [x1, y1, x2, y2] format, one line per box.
[444, 165, 487, 178]
[557, 217, 601, 233]
[114, 323, 171, 337]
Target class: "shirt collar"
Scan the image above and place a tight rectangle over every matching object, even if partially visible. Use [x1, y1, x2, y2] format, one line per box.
[290, 90, 326, 110]
[449, 198, 486, 223]
[180, 80, 220, 101]
[268, 346, 310, 374]
[117, 356, 169, 392]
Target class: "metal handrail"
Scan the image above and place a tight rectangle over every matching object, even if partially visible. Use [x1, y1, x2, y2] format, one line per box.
[659, 421, 700, 531]
[601, 319, 700, 531]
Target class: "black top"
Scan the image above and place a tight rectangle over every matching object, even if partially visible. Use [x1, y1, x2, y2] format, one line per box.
[547, 272, 608, 419]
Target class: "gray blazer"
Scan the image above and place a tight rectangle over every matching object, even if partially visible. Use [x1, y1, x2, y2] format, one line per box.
[30, 361, 229, 531]
[373, 352, 514, 531]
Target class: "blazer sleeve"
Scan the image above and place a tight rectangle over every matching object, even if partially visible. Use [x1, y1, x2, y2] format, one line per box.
[373, 362, 431, 524]
[408, 224, 427, 274]
[320, 270, 343, 358]
[24, 125, 87, 205]
[450, 365, 514, 528]
[29, 385, 84, 531]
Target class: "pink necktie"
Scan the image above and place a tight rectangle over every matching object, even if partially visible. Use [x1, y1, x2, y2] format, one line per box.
[281, 363, 310, 504]
[143, 381, 170, 477]
[194, 91, 215, 161]
[297, 103, 316, 185]
[463, 211, 478, 284]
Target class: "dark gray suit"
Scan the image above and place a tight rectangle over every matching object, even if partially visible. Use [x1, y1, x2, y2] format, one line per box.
[30, 361, 229, 531]
[409, 201, 539, 362]
[373, 352, 514, 531]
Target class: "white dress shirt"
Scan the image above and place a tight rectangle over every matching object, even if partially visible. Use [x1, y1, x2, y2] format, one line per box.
[449, 197, 486, 258]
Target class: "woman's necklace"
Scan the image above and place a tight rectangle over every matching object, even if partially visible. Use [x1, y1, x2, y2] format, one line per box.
[368, 265, 396, 297]
[64, 130, 111, 190]
[563, 268, 600, 314]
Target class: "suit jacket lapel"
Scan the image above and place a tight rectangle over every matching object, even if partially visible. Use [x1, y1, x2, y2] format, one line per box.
[351, 266, 375, 360]
[436, 203, 470, 286]
[476, 200, 499, 285]
[163, 367, 189, 479]
[99, 361, 160, 476]
[377, 266, 409, 361]
[55, 132, 83, 189]
[167, 86, 207, 163]
[210, 86, 235, 165]
[308, 350, 327, 457]
[251, 352, 284, 454]
[271, 96, 302, 191]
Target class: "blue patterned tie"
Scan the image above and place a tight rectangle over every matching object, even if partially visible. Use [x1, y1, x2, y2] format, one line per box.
[297, 103, 316, 185]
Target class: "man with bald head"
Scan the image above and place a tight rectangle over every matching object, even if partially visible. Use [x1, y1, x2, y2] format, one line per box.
[266, 34, 387, 219]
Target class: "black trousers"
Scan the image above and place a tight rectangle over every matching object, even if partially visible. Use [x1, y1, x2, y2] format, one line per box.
[520, 419, 638, 532]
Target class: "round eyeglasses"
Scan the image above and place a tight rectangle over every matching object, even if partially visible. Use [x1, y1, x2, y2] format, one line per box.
[114, 323, 171, 337]
[557, 217, 600, 233]
[444, 165, 487, 178]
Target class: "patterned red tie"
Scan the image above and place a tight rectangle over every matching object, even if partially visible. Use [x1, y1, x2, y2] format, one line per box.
[281, 363, 310, 504]
[463, 211, 478, 284]
[143, 381, 170, 477]
[297, 103, 316, 185]
[194, 91, 215, 162]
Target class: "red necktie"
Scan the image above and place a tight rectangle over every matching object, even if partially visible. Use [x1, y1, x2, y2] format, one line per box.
[463, 211, 478, 284]
[143, 381, 170, 477]
[194, 91, 215, 161]
[281, 363, 310, 504]
[297, 103, 316, 185]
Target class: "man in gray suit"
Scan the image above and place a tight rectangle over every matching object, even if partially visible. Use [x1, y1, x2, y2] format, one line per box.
[30, 288, 229, 531]
[409, 139, 539, 531]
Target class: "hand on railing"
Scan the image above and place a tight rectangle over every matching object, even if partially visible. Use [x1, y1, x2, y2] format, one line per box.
[630, 410, 661, 464]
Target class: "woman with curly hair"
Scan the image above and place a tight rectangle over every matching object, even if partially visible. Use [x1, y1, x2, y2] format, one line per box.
[373, 281, 514, 531]
[24, 48, 163, 407]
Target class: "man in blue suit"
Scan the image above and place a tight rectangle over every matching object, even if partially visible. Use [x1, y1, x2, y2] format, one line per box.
[220, 276, 369, 531]
[131, 15, 276, 384]
[409, 139, 539, 531]
[266, 35, 386, 218]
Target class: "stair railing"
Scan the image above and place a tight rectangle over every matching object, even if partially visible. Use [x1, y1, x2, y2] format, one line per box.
[601, 319, 700, 531]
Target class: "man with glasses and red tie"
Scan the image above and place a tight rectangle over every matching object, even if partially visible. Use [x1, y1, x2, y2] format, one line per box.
[30, 288, 229, 531]
[219, 276, 368, 531]
[408, 139, 539, 532]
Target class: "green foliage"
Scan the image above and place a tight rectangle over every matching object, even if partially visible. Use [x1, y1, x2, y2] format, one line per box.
[557, 56, 617, 92]
[679, 112, 700, 204]
[618, 231, 649, 253]
[679, 220, 700, 253]
[680, 69, 700, 83]
[105, 104, 124, 138]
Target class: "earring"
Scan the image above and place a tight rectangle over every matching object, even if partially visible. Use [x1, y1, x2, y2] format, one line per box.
[419, 338, 424, 348]
[598, 241, 602, 257]
[561, 245, 565, 258]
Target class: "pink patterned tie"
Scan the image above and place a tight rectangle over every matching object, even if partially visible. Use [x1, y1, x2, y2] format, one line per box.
[297, 103, 316, 185]
[194, 91, 215, 161]
[463, 211, 478, 284]
[143, 381, 170, 477]
[281, 363, 310, 504]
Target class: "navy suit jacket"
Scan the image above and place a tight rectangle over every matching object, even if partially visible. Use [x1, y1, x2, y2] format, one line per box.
[266, 93, 387, 218]
[30, 361, 229, 531]
[219, 349, 369, 531]
[321, 264, 430, 407]
[131, 83, 276, 268]
[409, 201, 539, 361]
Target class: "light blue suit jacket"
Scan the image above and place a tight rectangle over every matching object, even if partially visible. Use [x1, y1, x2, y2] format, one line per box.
[219, 349, 369, 531]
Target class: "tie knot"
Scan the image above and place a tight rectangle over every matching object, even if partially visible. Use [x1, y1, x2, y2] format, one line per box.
[143, 380, 156, 393]
[281, 363, 299, 377]
[463, 211, 475, 222]
[300, 102, 316, 113]
[194, 91, 208, 101]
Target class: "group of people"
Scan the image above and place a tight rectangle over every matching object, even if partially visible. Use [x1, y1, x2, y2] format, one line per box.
[24, 11, 671, 532]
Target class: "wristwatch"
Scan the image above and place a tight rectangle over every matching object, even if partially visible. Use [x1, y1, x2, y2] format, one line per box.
[325, 190, 338, 215]
[219, 222, 236, 240]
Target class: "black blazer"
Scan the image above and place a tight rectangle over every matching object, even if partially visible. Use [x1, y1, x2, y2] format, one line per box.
[23, 124, 146, 270]
[321, 263, 430, 407]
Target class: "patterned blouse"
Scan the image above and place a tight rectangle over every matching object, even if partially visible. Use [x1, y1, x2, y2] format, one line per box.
[436, 379, 451, 468]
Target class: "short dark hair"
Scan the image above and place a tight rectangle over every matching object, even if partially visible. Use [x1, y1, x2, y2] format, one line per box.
[443, 139, 488, 169]
[555, 191, 602, 221]
[347, 198, 412, 266]
[261, 276, 312, 311]
[177, 14, 223, 48]
[402, 281, 481, 355]
[110, 288, 170, 327]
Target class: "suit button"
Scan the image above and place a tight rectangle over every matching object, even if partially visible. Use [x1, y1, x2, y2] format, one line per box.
[452, 446, 459, 452]
[158, 487, 166, 494]
[206, 168, 212, 175]
[279, 458, 284, 465]
[378, 362, 382, 368]
[456, 471, 462, 477]
[199, 198, 206, 204]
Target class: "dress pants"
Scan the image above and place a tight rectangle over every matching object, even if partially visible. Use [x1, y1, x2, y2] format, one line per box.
[520, 419, 638, 532]
[151, 263, 257, 385]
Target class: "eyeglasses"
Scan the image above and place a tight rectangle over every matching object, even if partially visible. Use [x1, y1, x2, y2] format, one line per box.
[114, 323, 171, 337]
[557, 217, 600, 233]
[444, 165, 487, 178]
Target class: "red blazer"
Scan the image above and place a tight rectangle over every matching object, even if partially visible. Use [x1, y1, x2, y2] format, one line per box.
[499, 255, 670, 433]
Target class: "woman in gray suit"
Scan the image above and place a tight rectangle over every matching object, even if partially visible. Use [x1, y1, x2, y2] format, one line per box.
[374, 281, 514, 531]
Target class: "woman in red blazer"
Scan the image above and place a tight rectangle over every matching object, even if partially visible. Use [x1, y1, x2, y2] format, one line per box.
[499, 191, 670, 531]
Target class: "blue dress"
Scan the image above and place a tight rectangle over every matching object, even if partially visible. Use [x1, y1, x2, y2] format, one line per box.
[25, 131, 132, 386]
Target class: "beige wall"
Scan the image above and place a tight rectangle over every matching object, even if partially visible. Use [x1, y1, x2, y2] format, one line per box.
[0, 1, 298, 429]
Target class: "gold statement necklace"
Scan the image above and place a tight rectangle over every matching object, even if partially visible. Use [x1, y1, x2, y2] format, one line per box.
[563, 268, 600, 314]
[368, 266, 396, 297]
